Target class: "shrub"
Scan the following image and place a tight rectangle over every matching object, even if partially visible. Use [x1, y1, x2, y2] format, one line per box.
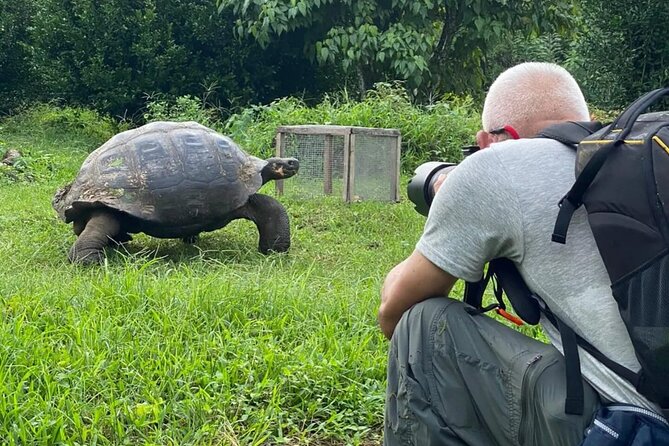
[2, 104, 122, 147]
[589, 106, 621, 124]
[142, 94, 222, 128]
[224, 83, 481, 170]
[0, 147, 56, 184]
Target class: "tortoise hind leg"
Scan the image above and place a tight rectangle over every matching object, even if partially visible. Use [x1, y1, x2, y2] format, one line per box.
[69, 210, 121, 264]
[73, 218, 130, 246]
[233, 193, 291, 254]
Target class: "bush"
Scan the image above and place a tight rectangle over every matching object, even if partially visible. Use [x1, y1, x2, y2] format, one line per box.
[589, 106, 621, 124]
[0, 1, 41, 113]
[0, 146, 57, 185]
[142, 94, 223, 128]
[567, 1, 669, 110]
[1, 104, 126, 151]
[224, 83, 481, 170]
[0, 0, 337, 118]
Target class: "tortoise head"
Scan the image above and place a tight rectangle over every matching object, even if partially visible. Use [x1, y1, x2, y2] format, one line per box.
[51, 183, 73, 218]
[261, 157, 300, 184]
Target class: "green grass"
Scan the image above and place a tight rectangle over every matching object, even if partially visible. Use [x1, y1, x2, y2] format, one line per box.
[0, 110, 544, 445]
[0, 116, 417, 445]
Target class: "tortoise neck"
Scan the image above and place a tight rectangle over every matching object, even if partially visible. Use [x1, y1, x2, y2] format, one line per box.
[260, 168, 274, 185]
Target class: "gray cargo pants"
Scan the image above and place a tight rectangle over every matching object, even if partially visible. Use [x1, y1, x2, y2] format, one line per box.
[385, 297, 601, 446]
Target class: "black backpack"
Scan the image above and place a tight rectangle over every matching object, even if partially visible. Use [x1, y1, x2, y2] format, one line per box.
[464, 87, 669, 419]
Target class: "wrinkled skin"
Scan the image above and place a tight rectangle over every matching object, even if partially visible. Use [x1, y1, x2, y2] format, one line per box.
[68, 192, 292, 265]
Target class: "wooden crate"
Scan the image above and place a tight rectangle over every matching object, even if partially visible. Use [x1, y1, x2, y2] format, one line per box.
[275, 125, 401, 202]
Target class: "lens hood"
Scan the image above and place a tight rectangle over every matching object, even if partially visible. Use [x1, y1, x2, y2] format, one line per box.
[407, 161, 456, 216]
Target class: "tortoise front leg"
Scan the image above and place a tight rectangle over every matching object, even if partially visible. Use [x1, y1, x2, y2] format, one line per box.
[181, 234, 200, 244]
[233, 193, 291, 254]
[69, 211, 121, 264]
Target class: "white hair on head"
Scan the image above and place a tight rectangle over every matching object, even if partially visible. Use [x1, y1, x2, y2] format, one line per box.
[482, 62, 590, 137]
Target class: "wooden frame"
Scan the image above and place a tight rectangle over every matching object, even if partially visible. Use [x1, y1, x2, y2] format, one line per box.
[323, 134, 333, 195]
[274, 131, 284, 194]
[341, 129, 351, 201]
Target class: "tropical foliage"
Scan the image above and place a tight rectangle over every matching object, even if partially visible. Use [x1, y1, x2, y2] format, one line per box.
[217, 0, 578, 97]
[1, 1, 668, 121]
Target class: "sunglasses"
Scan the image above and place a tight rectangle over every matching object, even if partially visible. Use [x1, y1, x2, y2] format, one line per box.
[488, 125, 520, 140]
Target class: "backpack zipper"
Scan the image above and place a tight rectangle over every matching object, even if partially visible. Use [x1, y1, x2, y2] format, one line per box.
[607, 404, 669, 425]
[593, 419, 620, 438]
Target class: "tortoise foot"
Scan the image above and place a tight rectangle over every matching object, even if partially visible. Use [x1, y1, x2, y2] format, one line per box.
[181, 235, 200, 244]
[68, 247, 105, 265]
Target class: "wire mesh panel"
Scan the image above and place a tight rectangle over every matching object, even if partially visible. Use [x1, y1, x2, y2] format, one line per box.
[350, 132, 400, 202]
[277, 132, 346, 199]
[276, 125, 400, 202]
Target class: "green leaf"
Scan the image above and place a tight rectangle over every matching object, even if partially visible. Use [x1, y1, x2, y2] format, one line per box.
[320, 46, 329, 62]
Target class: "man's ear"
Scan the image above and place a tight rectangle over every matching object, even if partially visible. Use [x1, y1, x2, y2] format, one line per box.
[476, 130, 493, 149]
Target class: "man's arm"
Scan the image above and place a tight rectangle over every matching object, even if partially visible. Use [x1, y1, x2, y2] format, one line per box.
[378, 250, 458, 339]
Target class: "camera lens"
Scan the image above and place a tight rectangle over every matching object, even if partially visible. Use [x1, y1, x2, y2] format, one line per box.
[407, 162, 456, 216]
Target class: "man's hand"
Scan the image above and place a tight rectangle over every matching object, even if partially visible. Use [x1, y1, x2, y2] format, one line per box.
[378, 251, 458, 339]
[431, 165, 458, 195]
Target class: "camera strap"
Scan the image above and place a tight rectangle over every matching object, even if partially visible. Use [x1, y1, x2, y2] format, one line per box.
[463, 258, 541, 326]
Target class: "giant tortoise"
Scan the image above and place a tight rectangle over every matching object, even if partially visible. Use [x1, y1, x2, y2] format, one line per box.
[53, 121, 299, 264]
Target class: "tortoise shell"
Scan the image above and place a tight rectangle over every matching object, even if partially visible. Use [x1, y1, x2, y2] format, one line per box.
[53, 121, 267, 236]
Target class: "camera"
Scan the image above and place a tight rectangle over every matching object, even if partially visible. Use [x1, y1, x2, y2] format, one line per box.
[407, 145, 481, 216]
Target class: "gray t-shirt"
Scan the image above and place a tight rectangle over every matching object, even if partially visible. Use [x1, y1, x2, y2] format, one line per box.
[416, 137, 657, 410]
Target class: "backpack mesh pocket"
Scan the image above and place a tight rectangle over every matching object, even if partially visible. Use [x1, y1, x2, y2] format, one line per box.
[611, 251, 669, 406]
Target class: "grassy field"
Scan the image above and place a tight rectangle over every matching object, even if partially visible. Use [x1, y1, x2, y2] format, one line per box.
[0, 114, 430, 445]
[0, 112, 544, 445]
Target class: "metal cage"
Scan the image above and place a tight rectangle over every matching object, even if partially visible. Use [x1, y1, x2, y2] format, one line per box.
[275, 125, 401, 202]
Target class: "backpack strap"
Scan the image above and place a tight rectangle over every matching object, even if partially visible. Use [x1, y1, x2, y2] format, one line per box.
[534, 121, 604, 243]
[463, 260, 588, 415]
[555, 318, 585, 415]
[465, 259, 643, 416]
[536, 120, 604, 147]
[552, 87, 669, 244]
[540, 305, 642, 415]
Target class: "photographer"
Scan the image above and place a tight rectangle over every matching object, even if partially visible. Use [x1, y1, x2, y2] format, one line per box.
[379, 63, 659, 445]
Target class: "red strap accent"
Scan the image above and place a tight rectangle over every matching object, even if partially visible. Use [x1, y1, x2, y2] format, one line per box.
[496, 308, 524, 326]
[503, 125, 520, 140]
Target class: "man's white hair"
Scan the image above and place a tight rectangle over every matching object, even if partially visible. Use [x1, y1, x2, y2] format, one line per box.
[482, 62, 589, 137]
